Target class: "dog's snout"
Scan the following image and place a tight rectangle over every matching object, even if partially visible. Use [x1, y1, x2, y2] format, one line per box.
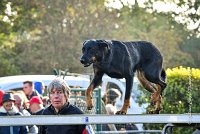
[80, 58, 86, 64]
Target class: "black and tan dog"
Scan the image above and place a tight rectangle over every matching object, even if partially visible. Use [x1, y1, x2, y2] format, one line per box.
[80, 39, 167, 114]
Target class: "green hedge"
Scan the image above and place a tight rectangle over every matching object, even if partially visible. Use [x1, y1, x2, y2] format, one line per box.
[144, 66, 200, 133]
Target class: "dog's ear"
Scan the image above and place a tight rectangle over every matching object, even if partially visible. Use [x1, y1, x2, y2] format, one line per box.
[82, 40, 88, 46]
[96, 40, 110, 50]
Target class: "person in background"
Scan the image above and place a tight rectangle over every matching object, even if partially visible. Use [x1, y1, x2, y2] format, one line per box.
[11, 91, 30, 110]
[41, 96, 50, 108]
[0, 90, 5, 107]
[29, 96, 44, 115]
[104, 89, 138, 133]
[23, 81, 41, 100]
[0, 93, 28, 134]
[34, 81, 45, 95]
[39, 78, 94, 134]
[13, 92, 38, 134]
[102, 88, 121, 106]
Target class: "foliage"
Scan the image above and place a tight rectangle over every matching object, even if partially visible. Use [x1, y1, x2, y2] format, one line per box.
[0, 0, 199, 76]
[143, 66, 200, 134]
[8, 0, 121, 74]
[110, 6, 195, 68]
[181, 36, 200, 68]
[0, 2, 20, 76]
[105, 0, 200, 37]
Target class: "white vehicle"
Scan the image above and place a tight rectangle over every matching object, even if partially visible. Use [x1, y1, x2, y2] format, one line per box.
[0, 75, 90, 91]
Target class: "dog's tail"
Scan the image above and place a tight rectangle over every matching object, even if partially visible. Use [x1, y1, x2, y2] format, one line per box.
[137, 70, 157, 93]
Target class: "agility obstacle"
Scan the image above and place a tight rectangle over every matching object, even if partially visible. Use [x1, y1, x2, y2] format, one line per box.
[0, 114, 200, 134]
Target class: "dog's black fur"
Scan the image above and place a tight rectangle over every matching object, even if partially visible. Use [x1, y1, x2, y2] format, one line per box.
[80, 39, 167, 114]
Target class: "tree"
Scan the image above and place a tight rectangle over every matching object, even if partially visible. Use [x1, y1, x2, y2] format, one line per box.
[108, 6, 195, 68]
[5, 0, 121, 74]
[105, 0, 200, 37]
[0, 1, 21, 76]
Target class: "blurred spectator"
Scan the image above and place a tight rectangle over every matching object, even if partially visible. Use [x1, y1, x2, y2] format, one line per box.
[103, 88, 121, 106]
[104, 90, 138, 133]
[0, 93, 28, 134]
[102, 104, 118, 131]
[29, 96, 44, 115]
[0, 90, 5, 106]
[34, 81, 45, 95]
[13, 92, 30, 115]
[23, 81, 41, 100]
[13, 92, 38, 134]
[106, 104, 117, 115]
[41, 96, 50, 108]
[11, 91, 29, 110]
[105, 104, 138, 133]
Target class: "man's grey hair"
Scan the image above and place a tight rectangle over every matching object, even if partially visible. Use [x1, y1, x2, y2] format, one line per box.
[48, 78, 70, 96]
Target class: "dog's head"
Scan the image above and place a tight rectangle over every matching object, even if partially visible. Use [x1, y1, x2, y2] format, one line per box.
[80, 39, 110, 67]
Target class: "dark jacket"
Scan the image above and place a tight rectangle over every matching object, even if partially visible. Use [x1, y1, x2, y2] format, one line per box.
[0, 106, 28, 134]
[39, 102, 86, 134]
[27, 90, 41, 100]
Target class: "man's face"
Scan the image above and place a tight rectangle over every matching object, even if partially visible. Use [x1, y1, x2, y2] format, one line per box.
[13, 95, 23, 110]
[3, 101, 15, 112]
[23, 83, 32, 95]
[49, 88, 67, 111]
[30, 103, 39, 113]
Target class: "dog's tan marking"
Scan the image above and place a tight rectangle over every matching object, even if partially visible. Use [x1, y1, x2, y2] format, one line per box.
[116, 99, 130, 114]
[86, 83, 94, 110]
[151, 84, 162, 114]
[91, 57, 96, 62]
[137, 71, 157, 93]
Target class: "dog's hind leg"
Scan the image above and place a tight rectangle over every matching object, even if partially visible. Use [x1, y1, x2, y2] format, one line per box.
[140, 64, 167, 114]
[137, 70, 157, 93]
[137, 70, 159, 107]
[151, 70, 167, 114]
[149, 84, 162, 114]
[116, 75, 133, 115]
[149, 69, 166, 110]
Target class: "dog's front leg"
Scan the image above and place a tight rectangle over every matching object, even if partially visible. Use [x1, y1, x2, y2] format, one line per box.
[116, 76, 133, 115]
[86, 72, 103, 110]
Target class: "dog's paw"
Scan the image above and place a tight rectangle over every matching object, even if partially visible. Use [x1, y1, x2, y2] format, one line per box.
[148, 110, 154, 114]
[115, 111, 127, 115]
[154, 110, 160, 114]
[86, 104, 93, 110]
[148, 109, 160, 114]
[86, 98, 93, 110]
